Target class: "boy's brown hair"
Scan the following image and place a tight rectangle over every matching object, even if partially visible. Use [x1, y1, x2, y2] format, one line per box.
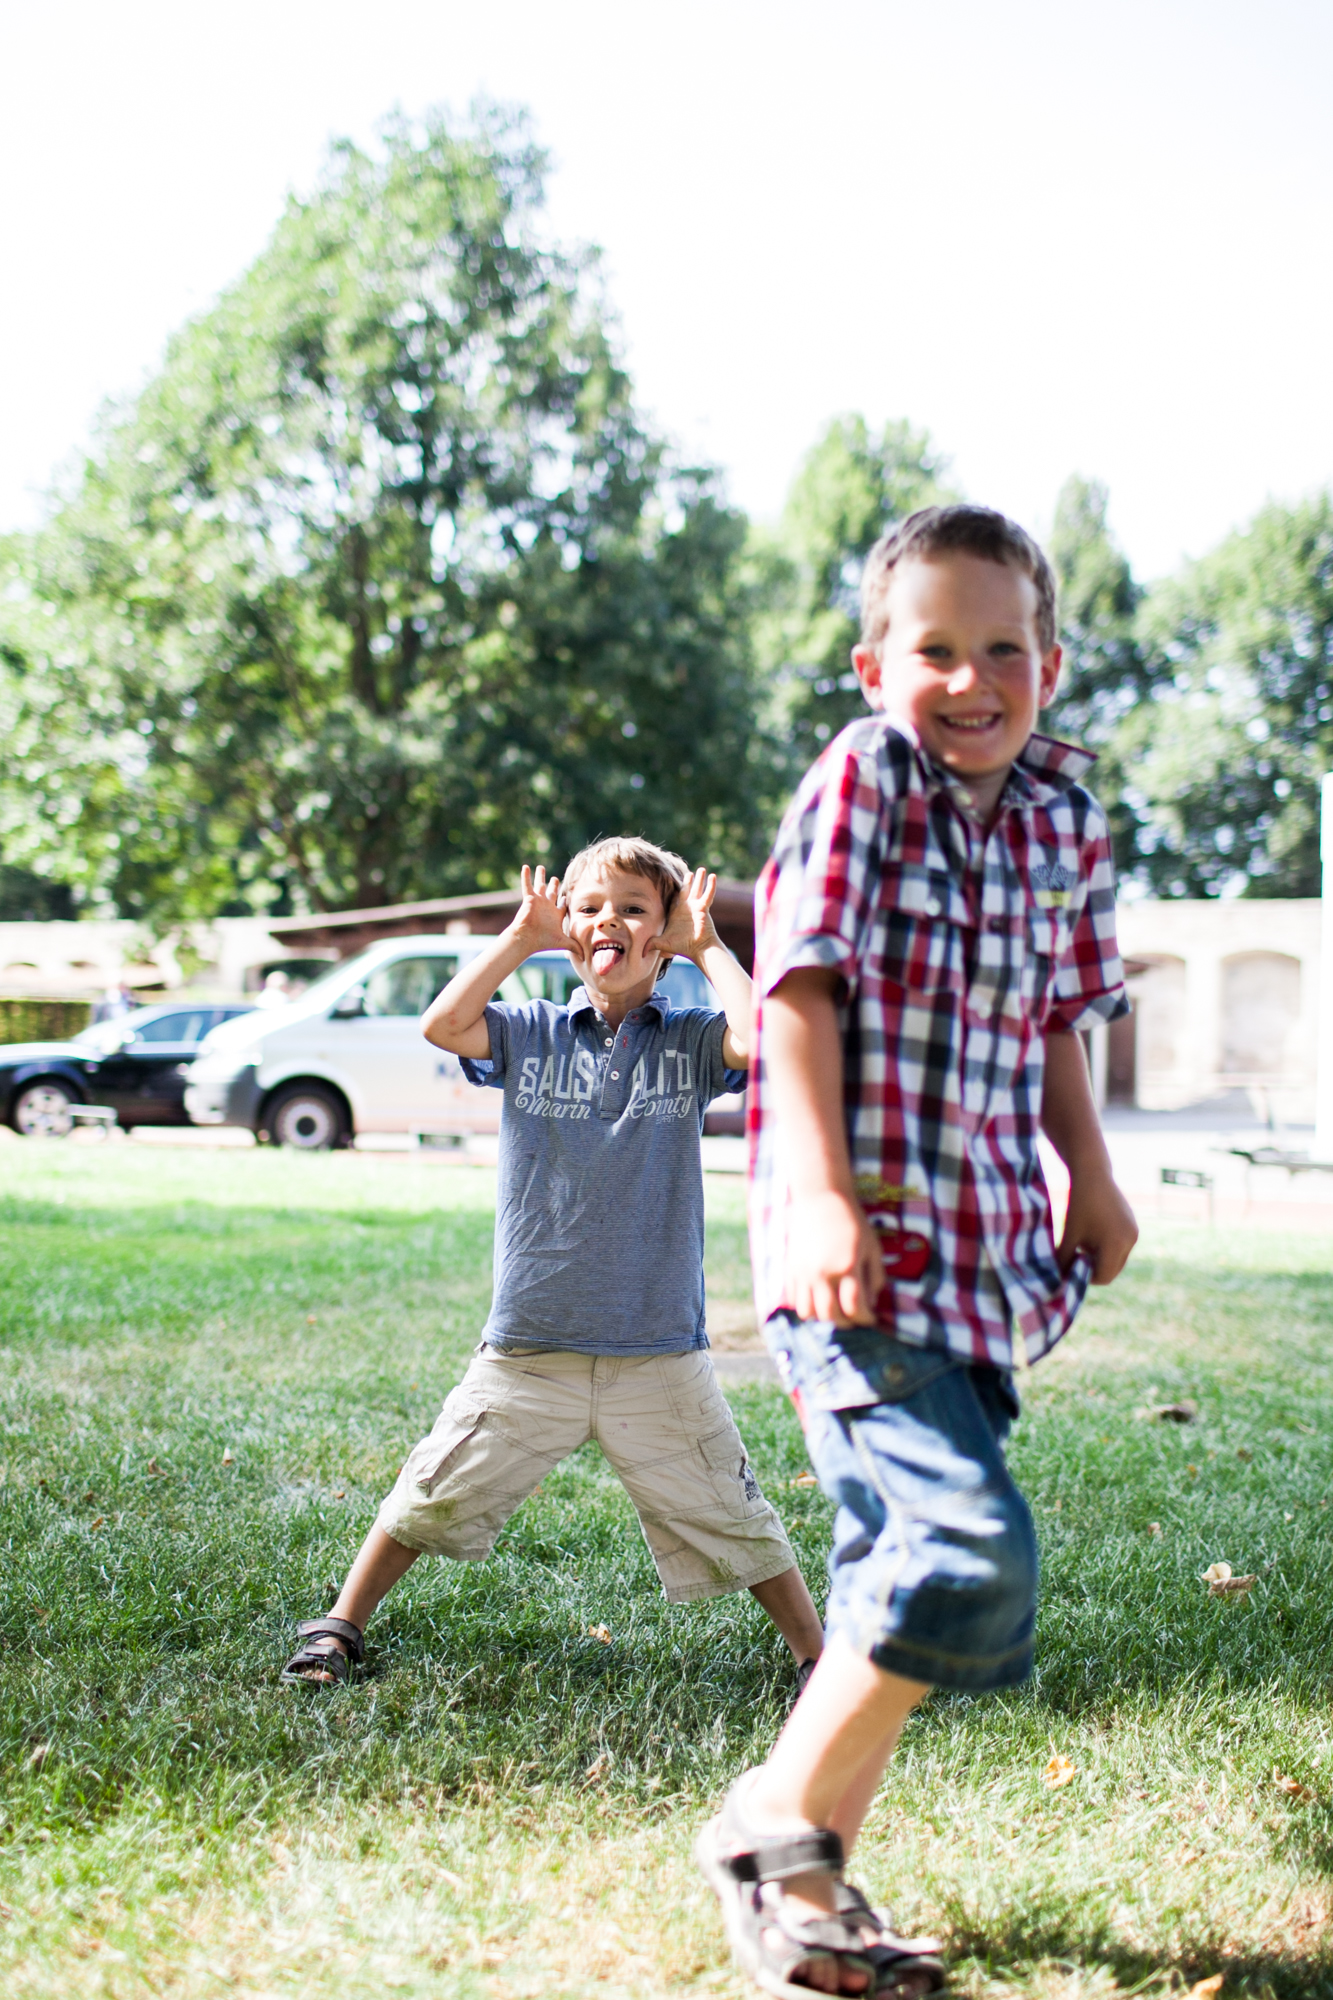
[562, 837, 690, 920]
[859, 505, 1058, 654]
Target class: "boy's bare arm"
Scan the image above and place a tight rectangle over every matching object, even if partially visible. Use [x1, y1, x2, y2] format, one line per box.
[421, 866, 580, 1058]
[652, 867, 753, 1063]
[765, 968, 884, 1326]
[1041, 1026, 1138, 1283]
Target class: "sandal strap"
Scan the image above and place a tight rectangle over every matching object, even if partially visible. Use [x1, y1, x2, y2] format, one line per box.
[295, 1616, 365, 1663]
[716, 1769, 846, 1884]
[725, 1827, 845, 1884]
[835, 1880, 882, 1924]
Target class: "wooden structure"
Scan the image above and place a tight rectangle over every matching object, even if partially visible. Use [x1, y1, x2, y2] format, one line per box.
[268, 880, 760, 971]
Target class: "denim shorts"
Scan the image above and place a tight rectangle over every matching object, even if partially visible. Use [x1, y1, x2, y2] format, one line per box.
[764, 1314, 1037, 1693]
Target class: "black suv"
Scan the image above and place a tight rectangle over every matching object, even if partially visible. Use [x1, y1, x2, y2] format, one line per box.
[0, 1002, 254, 1136]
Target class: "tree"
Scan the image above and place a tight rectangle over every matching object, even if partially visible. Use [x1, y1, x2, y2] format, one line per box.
[753, 416, 951, 774]
[1045, 477, 1160, 878]
[1120, 496, 1333, 897]
[3, 109, 767, 926]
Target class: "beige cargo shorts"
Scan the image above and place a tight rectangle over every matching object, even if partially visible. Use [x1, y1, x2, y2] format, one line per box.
[376, 1344, 795, 1602]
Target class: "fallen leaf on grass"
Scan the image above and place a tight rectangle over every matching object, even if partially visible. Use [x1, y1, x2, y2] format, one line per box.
[1274, 1769, 1316, 1803]
[28, 1743, 51, 1770]
[1236, 1447, 1252, 1462]
[1153, 1401, 1198, 1423]
[221, 1449, 234, 1466]
[792, 1472, 819, 1488]
[88, 1517, 105, 1530]
[1147, 1522, 1162, 1536]
[1202, 1562, 1256, 1597]
[146, 1458, 165, 1477]
[1187, 1464, 1200, 1478]
[1043, 1754, 1077, 1788]
[583, 1753, 611, 1782]
[33, 1608, 49, 1623]
[332, 1490, 346, 1500]
[587, 1624, 612, 1644]
[307, 1314, 317, 1325]
[1186, 1978, 1223, 1999]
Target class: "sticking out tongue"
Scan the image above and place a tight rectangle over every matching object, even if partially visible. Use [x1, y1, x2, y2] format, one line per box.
[592, 942, 624, 977]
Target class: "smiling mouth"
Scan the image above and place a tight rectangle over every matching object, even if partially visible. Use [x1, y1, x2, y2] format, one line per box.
[590, 940, 625, 976]
[940, 713, 1002, 732]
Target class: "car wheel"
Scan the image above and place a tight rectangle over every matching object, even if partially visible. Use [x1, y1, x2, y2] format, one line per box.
[266, 1084, 348, 1151]
[13, 1081, 77, 1138]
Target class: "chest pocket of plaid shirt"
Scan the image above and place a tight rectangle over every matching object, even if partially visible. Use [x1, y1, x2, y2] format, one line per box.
[878, 867, 969, 995]
[1024, 905, 1072, 1021]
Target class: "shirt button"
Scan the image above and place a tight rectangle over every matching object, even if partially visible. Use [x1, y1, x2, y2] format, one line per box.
[604, 1037, 613, 1047]
[610, 1070, 620, 1079]
[924, 897, 942, 917]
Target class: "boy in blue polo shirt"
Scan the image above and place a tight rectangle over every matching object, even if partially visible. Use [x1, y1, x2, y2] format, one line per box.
[281, 838, 823, 1686]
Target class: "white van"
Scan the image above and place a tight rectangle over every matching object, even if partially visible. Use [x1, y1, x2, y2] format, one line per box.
[183, 933, 731, 1148]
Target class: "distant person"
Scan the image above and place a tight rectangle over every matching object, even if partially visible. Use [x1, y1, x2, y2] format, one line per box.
[694, 508, 1139, 2000]
[281, 839, 824, 1691]
[93, 981, 133, 1023]
[255, 969, 292, 1009]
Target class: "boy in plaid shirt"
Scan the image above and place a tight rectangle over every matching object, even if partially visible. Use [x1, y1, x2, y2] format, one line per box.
[697, 507, 1138, 1999]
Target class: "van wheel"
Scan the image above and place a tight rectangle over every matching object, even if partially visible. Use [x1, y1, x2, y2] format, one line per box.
[12, 1081, 77, 1137]
[266, 1084, 348, 1151]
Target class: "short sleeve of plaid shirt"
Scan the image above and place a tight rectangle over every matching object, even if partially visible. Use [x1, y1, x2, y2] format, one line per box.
[747, 718, 1129, 1369]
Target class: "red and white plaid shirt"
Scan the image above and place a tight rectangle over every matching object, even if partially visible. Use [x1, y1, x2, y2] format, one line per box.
[748, 718, 1129, 1368]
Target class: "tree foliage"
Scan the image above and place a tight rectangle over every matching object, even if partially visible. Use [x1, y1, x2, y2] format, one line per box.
[751, 416, 951, 774]
[1044, 477, 1160, 877]
[1, 110, 766, 925]
[1119, 497, 1333, 898]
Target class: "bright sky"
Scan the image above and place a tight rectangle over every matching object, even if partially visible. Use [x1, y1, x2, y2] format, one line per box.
[2, 0, 1330, 580]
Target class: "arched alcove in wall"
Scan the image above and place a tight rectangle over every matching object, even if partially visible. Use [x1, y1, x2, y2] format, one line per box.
[1129, 955, 1188, 1097]
[1221, 952, 1302, 1076]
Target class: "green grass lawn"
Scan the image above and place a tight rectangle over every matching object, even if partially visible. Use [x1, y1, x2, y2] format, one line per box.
[1, 1137, 1331, 1999]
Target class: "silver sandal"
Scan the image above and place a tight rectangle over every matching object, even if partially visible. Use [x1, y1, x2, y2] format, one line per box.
[695, 1769, 876, 1998]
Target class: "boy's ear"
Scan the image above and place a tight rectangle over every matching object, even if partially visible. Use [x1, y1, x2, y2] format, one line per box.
[1038, 643, 1063, 710]
[850, 644, 884, 710]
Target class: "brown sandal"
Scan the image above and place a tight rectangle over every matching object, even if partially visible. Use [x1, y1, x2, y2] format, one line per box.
[833, 1882, 948, 1997]
[280, 1616, 364, 1685]
[695, 1769, 876, 1998]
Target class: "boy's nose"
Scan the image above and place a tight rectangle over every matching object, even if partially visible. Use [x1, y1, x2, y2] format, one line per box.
[945, 659, 985, 695]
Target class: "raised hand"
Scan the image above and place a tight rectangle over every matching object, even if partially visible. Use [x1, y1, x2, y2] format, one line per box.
[650, 866, 720, 967]
[511, 865, 582, 962]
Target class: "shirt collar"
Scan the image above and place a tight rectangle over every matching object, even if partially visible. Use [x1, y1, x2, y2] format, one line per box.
[566, 984, 670, 1025]
[883, 717, 1096, 813]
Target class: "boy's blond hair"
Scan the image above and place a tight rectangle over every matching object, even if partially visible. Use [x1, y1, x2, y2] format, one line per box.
[860, 504, 1058, 654]
[562, 836, 691, 919]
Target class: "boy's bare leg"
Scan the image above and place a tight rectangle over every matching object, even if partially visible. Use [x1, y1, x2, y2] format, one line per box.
[293, 1525, 421, 1681]
[737, 1637, 929, 1994]
[748, 1565, 825, 1665]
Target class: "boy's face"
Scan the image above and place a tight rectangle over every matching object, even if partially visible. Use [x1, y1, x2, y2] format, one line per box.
[851, 553, 1061, 796]
[564, 869, 667, 1003]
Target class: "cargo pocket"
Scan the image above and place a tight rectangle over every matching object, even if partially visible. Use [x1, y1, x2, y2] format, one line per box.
[409, 1398, 486, 1493]
[698, 1427, 767, 1516]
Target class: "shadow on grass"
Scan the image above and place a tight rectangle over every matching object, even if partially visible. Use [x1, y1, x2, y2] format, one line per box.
[949, 1909, 1333, 2000]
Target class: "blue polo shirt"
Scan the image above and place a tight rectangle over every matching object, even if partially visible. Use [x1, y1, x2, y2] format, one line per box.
[460, 987, 745, 1355]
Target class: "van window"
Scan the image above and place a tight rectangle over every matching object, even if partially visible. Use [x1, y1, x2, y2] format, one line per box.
[498, 959, 585, 1006]
[363, 956, 458, 1018]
